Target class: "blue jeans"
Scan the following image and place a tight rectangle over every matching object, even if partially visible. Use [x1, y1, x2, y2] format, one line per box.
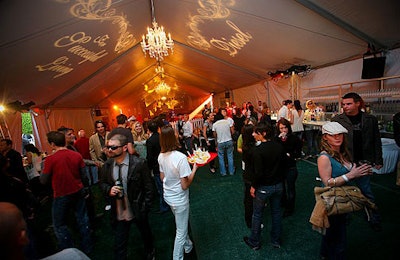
[248, 183, 283, 246]
[305, 129, 319, 156]
[217, 140, 235, 175]
[169, 202, 193, 260]
[84, 165, 98, 185]
[52, 190, 92, 254]
[184, 137, 193, 155]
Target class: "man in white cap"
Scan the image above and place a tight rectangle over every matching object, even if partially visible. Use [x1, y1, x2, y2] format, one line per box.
[332, 92, 383, 231]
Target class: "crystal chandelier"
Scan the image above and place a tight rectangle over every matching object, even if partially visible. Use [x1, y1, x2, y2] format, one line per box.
[154, 81, 171, 96]
[141, 0, 174, 61]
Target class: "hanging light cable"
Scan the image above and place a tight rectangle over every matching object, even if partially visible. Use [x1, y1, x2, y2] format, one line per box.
[141, 0, 174, 61]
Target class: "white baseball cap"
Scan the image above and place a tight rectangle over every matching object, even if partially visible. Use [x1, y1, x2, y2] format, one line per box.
[322, 122, 348, 135]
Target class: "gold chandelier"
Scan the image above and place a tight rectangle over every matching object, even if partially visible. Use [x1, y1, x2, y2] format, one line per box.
[154, 81, 171, 97]
[141, 0, 174, 61]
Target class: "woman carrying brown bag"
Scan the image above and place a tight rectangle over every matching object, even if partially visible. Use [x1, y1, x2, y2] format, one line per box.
[317, 122, 372, 260]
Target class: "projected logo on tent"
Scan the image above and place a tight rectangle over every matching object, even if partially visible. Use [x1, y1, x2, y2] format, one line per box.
[69, 0, 136, 53]
[35, 0, 136, 78]
[187, 0, 252, 57]
[36, 32, 109, 78]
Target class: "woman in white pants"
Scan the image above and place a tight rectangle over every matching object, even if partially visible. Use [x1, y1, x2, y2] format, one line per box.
[158, 125, 198, 260]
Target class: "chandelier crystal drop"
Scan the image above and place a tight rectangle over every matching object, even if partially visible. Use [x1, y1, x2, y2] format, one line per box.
[141, 21, 174, 61]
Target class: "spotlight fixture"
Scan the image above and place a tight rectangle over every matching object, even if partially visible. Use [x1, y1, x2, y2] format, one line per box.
[268, 65, 311, 80]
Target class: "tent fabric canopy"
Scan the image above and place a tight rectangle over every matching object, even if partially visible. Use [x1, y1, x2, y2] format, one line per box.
[1, 0, 400, 152]
[1, 0, 400, 111]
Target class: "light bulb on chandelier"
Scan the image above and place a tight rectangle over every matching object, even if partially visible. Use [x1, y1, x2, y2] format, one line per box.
[141, 0, 174, 61]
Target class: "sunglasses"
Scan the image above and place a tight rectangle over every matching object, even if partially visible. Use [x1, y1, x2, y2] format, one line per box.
[106, 145, 123, 150]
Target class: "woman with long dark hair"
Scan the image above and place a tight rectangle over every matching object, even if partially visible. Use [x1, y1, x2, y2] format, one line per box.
[241, 124, 256, 228]
[275, 118, 302, 217]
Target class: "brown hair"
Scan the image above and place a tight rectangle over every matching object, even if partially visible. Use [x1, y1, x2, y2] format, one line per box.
[276, 118, 292, 134]
[320, 134, 352, 164]
[160, 125, 180, 153]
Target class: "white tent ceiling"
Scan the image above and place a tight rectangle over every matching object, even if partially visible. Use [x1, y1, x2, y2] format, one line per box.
[1, 0, 400, 112]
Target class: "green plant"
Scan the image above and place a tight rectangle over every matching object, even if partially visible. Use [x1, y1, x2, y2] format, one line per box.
[21, 113, 33, 134]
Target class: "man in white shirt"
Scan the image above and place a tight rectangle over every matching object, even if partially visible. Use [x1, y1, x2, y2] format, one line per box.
[278, 100, 293, 120]
[212, 108, 235, 176]
[182, 114, 194, 154]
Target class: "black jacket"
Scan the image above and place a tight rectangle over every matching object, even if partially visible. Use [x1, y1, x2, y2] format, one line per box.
[394, 112, 400, 147]
[146, 132, 161, 175]
[332, 111, 383, 166]
[274, 134, 302, 168]
[100, 154, 154, 222]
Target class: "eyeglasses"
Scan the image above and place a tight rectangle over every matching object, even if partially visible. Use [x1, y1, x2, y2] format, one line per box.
[106, 145, 123, 150]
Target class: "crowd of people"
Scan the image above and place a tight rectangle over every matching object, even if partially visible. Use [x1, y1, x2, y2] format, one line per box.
[0, 92, 395, 260]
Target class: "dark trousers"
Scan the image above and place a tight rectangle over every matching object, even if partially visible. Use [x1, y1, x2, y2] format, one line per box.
[113, 217, 154, 260]
[52, 190, 93, 254]
[243, 181, 253, 228]
[282, 167, 298, 214]
[320, 214, 347, 260]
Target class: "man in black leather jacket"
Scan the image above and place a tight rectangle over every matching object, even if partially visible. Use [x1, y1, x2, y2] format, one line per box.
[332, 92, 383, 231]
[101, 134, 155, 260]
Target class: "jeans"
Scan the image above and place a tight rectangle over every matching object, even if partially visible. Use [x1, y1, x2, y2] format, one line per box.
[248, 183, 283, 246]
[217, 140, 235, 175]
[84, 165, 98, 185]
[154, 173, 170, 212]
[320, 214, 347, 259]
[52, 190, 92, 254]
[305, 129, 319, 156]
[169, 202, 193, 260]
[354, 175, 381, 224]
[113, 218, 154, 260]
[184, 137, 193, 155]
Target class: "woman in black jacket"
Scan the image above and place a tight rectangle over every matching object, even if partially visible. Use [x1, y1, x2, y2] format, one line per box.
[275, 118, 302, 217]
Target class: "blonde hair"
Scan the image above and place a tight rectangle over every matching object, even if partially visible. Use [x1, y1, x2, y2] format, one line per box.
[131, 121, 148, 141]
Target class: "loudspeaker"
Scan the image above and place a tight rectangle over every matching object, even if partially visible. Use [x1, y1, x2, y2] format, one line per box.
[95, 109, 102, 116]
[362, 56, 386, 79]
[225, 91, 230, 98]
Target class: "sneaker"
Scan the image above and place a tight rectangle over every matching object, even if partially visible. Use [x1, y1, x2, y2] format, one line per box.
[146, 248, 155, 260]
[184, 245, 193, 254]
[243, 236, 261, 250]
[210, 168, 216, 173]
[271, 242, 281, 248]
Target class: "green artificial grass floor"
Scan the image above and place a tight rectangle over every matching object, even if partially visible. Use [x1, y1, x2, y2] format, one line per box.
[32, 156, 400, 259]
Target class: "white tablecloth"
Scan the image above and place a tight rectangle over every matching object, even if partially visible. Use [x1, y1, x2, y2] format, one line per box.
[373, 138, 400, 174]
